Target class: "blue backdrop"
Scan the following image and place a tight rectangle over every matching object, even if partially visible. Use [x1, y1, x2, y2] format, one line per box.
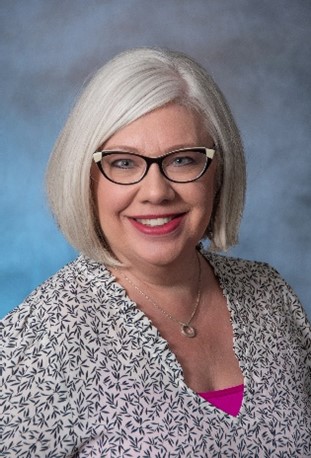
[1, 0, 310, 319]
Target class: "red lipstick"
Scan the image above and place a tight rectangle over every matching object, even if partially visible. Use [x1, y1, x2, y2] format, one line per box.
[128, 213, 185, 235]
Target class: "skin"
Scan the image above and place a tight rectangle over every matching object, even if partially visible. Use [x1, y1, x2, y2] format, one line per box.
[92, 103, 243, 392]
[93, 104, 216, 274]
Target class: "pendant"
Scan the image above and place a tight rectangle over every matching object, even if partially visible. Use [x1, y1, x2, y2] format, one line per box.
[181, 324, 196, 338]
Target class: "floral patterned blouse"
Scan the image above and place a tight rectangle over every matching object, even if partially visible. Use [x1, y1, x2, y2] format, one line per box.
[1, 252, 310, 457]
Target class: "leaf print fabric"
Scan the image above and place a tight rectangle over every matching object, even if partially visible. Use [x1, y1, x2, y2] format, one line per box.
[1, 252, 310, 457]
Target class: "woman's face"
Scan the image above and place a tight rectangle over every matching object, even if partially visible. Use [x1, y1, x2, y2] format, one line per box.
[92, 104, 217, 269]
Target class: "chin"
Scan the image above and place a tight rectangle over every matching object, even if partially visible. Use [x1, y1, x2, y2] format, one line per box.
[134, 242, 195, 267]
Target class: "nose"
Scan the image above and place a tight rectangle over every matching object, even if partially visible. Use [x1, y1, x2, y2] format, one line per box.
[138, 163, 176, 203]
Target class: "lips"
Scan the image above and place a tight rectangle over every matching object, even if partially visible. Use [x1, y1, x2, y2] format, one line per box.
[128, 213, 186, 235]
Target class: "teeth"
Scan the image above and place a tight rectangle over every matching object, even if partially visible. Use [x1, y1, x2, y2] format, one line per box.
[135, 217, 174, 227]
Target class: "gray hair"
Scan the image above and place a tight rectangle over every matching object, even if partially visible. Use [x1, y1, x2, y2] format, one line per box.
[46, 47, 246, 264]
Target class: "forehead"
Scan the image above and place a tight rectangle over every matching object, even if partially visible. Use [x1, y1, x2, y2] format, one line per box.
[103, 104, 212, 154]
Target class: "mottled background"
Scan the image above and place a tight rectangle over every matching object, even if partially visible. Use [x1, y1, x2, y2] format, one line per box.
[1, 0, 310, 319]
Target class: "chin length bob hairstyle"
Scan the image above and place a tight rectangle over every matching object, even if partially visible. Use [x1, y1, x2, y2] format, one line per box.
[46, 47, 246, 265]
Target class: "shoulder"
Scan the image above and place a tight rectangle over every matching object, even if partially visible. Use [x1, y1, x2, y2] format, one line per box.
[203, 251, 281, 287]
[202, 249, 305, 317]
[0, 255, 113, 453]
[1, 255, 129, 402]
[203, 251, 311, 348]
[4, 254, 111, 310]
[1, 255, 119, 351]
[203, 250, 298, 304]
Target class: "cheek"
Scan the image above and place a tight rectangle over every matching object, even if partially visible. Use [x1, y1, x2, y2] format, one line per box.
[196, 171, 217, 207]
[192, 172, 217, 230]
[95, 179, 135, 226]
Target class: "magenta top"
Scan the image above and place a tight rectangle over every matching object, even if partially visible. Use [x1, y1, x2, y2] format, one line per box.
[198, 384, 244, 417]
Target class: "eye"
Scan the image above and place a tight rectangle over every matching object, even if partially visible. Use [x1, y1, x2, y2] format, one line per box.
[166, 152, 199, 168]
[171, 156, 194, 166]
[103, 153, 142, 170]
[111, 158, 136, 169]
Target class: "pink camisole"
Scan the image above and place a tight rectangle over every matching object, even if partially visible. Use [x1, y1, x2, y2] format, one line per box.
[198, 384, 244, 416]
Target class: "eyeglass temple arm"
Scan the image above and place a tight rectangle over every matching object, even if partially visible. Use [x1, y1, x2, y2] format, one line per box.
[205, 148, 215, 159]
[93, 152, 103, 163]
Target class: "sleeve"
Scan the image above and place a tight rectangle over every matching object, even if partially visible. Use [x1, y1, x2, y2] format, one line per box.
[0, 294, 79, 457]
[266, 265, 311, 390]
[271, 266, 311, 353]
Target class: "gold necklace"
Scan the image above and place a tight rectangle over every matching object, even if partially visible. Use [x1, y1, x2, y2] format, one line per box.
[116, 254, 201, 338]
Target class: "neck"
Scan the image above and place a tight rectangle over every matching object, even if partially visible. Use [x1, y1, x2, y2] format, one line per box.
[111, 249, 205, 327]
[116, 249, 200, 290]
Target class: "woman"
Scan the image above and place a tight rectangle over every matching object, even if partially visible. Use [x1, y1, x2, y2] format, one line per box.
[1, 48, 310, 457]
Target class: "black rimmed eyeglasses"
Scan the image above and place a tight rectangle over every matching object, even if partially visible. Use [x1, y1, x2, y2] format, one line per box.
[92, 147, 215, 185]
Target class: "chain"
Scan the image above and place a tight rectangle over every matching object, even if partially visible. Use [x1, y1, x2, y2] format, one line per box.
[115, 253, 202, 337]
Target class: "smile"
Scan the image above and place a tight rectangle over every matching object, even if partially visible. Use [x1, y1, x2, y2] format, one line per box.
[134, 216, 175, 227]
[129, 213, 185, 235]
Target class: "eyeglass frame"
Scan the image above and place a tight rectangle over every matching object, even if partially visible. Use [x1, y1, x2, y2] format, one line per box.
[92, 146, 215, 185]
